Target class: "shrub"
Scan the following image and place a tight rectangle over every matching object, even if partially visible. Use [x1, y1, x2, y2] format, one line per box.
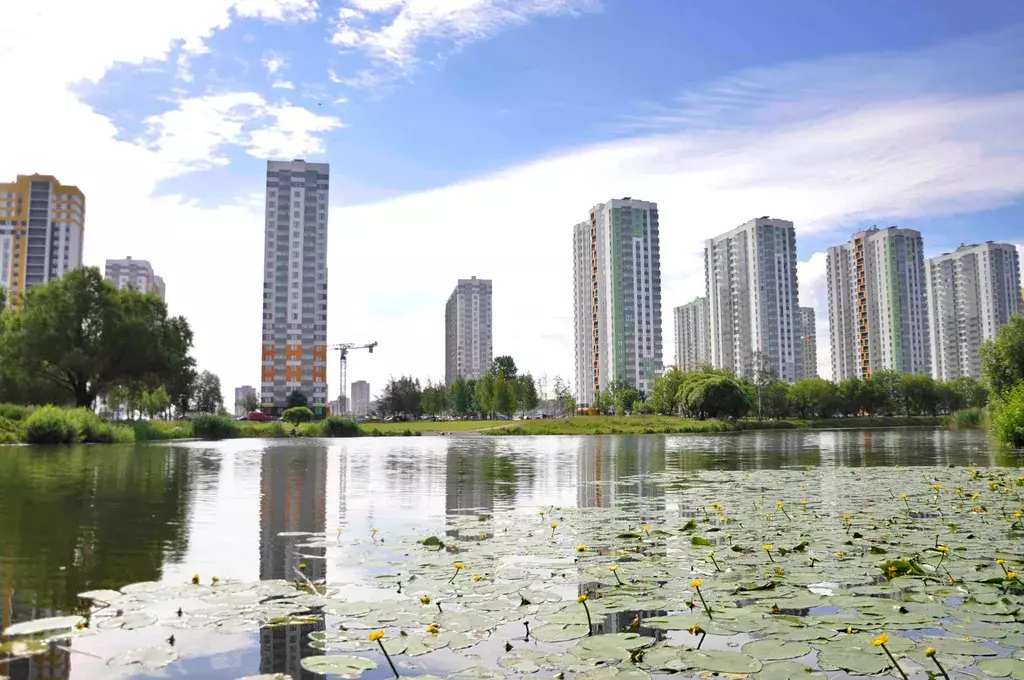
[192, 414, 239, 440]
[66, 408, 116, 443]
[132, 420, 190, 441]
[109, 424, 136, 443]
[297, 422, 322, 437]
[0, 403, 31, 422]
[283, 406, 314, 424]
[992, 383, 1024, 447]
[945, 407, 985, 430]
[23, 405, 75, 444]
[0, 416, 23, 444]
[323, 417, 361, 438]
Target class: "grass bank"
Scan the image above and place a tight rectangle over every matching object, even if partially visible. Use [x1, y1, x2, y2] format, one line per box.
[483, 414, 947, 436]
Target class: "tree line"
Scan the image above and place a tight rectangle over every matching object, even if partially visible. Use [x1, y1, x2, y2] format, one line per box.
[374, 356, 577, 420]
[0, 268, 223, 417]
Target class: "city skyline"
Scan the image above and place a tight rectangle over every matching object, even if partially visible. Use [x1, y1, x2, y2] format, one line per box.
[3, 5, 1024, 399]
[105, 255, 166, 300]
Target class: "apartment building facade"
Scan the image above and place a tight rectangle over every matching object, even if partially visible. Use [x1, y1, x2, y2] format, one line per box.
[105, 256, 165, 300]
[260, 160, 330, 410]
[798, 306, 818, 379]
[445, 277, 493, 383]
[573, 198, 663, 407]
[0, 174, 84, 309]
[673, 297, 710, 372]
[705, 217, 803, 383]
[926, 242, 1021, 380]
[826, 226, 930, 381]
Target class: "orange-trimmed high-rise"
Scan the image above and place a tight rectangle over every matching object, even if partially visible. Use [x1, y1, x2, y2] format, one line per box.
[260, 160, 329, 410]
[0, 174, 85, 309]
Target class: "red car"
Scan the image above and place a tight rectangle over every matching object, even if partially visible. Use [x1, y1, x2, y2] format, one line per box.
[246, 411, 271, 422]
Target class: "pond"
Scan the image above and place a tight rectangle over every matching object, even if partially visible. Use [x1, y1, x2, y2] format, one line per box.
[0, 429, 1020, 680]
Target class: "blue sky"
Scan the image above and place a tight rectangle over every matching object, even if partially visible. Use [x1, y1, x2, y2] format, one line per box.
[3, 0, 1024, 398]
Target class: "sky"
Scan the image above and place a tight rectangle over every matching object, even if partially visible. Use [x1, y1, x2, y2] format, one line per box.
[2, 0, 1024, 404]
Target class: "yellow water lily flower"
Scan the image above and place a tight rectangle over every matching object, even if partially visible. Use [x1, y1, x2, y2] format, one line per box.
[690, 579, 703, 588]
[763, 545, 773, 552]
[997, 559, 1006, 565]
[473, 574, 482, 582]
[192, 574, 200, 585]
[936, 545, 949, 553]
[453, 562, 466, 570]
[577, 545, 587, 552]
[420, 595, 431, 605]
[608, 565, 619, 572]
[872, 633, 889, 647]
[1007, 571, 1018, 579]
[925, 647, 936, 657]
[577, 594, 587, 603]
[369, 630, 385, 641]
[427, 625, 439, 634]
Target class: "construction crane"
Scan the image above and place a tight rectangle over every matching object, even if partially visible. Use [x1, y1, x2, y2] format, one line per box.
[329, 342, 378, 407]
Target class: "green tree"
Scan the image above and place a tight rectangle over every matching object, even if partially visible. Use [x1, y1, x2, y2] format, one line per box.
[141, 386, 171, 419]
[420, 380, 449, 417]
[900, 374, 940, 415]
[494, 372, 516, 418]
[285, 390, 309, 409]
[475, 373, 496, 418]
[105, 385, 129, 419]
[490, 355, 518, 379]
[379, 376, 422, 420]
[515, 374, 539, 416]
[869, 370, 903, 415]
[649, 367, 686, 415]
[0, 268, 195, 408]
[981, 315, 1024, 398]
[614, 388, 640, 415]
[552, 375, 575, 417]
[789, 378, 839, 418]
[761, 380, 790, 420]
[680, 374, 750, 420]
[193, 370, 224, 413]
[950, 376, 987, 409]
[283, 406, 314, 423]
[449, 377, 475, 417]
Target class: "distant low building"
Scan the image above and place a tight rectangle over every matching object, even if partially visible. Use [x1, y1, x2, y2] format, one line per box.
[234, 385, 257, 417]
[105, 256, 165, 300]
[351, 380, 370, 417]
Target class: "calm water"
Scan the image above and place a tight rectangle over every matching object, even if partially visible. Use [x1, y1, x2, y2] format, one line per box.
[0, 429, 1013, 679]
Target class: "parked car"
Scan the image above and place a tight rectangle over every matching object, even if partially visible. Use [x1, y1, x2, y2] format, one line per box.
[246, 411, 271, 422]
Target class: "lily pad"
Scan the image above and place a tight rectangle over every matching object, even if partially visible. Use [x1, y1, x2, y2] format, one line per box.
[816, 645, 889, 675]
[300, 655, 377, 678]
[572, 633, 655, 662]
[756, 661, 827, 680]
[575, 666, 650, 680]
[677, 650, 763, 674]
[979, 658, 1024, 678]
[742, 639, 812, 660]
[530, 623, 590, 642]
[2, 615, 85, 637]
[107, 646, 178, 670]
[448, 668, 506, 680]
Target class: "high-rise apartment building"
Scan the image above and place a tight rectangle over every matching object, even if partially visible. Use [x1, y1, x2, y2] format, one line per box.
[351, 380, 370, 417]
[444, 277, 492, 383]
[673, 297, 710, 372]
[105, 256, 165, 300]
[0, 174, 84, 309]
[827, 226, 930, 381]
[705, 217, 803, 383]
[573, 198, 662, 407]
[260, 160, 330, 410]
[926, 242, 1022, 380]
[798, 306, 818, 379]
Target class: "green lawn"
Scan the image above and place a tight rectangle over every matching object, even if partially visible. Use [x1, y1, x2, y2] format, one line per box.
[361, 420, 507, 434]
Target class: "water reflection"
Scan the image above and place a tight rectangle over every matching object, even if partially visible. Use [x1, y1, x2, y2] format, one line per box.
[0, 429, 1015, 679]
[258, 443, 327, 679]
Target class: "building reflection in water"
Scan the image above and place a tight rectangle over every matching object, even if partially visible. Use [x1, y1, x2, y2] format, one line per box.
[258, 444, 328, 679]
[577, 436, 666, 512]
[0, 587, 70, 680]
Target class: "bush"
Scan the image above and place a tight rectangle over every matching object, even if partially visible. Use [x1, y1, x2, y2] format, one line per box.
[0, 416, 23, 444]
[323, 417, 361, 438]
[192, 414, 239, 440]
[297, 422, 322, 437]
[944, 407, 985, 430]
[23, 405, 75, 444]
[0, 403, 31, 422]
[992, 383, 1024, 447]
[283, 406, 313, 424]
[66, 408, 116, 443]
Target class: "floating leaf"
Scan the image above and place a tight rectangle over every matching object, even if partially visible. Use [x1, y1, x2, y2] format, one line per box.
[107, 646, 178, 670]
[678, 650, 762, 674]
[572, 633, 654, 662]
[300, 655, 377, 678]
[978, 658, 1024, 678]
[530, 623, 590, 642]
[448, 667, 506, 680]
[756, 661, 827, 680]
[2, 615, 85, 637]
[742, 639, 811, 661]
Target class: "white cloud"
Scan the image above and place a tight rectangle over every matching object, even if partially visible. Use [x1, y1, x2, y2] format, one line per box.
[261, 52, 285, 74]
[141, 92, 341, 173]
[234, 0, 319, 22]
[797, 253, 832, 380]
[272, 79, 296, 89]
[332, 0, 599, 73]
